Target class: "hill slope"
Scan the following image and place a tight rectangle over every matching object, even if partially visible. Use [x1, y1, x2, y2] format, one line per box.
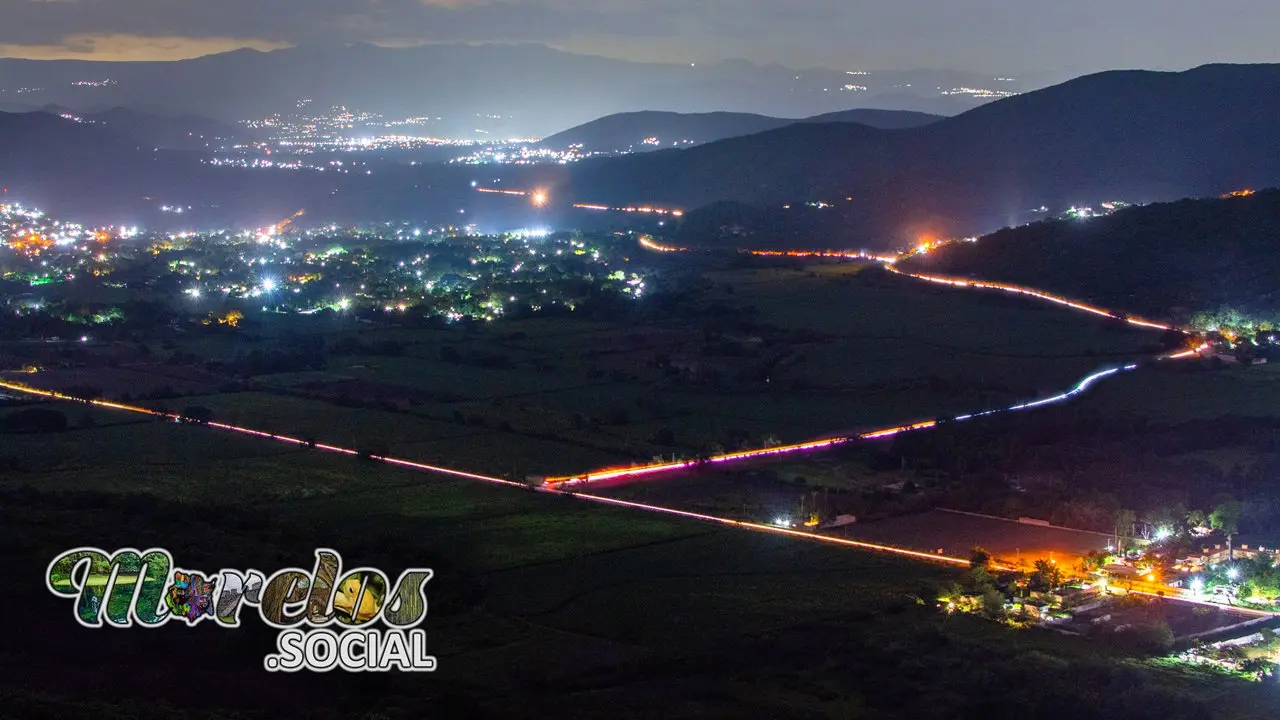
[560, 64, 1280, 244]
[71, 107, 254, 150]
[541, 108, 941, 152]
[902, 189, 1280, 326]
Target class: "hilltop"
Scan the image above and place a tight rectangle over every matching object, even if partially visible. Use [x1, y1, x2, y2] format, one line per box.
[540, 108, 941, 152]
[902, 189, 1280, 327]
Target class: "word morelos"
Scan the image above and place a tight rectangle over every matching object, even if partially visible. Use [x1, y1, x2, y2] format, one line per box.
[46, 547, 436, 672]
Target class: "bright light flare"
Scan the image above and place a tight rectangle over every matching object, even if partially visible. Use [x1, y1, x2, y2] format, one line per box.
[638, 235, 686, 253]
[531, 190, 548, 207]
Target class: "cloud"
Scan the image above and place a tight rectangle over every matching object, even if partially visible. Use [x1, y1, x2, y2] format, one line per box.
[0, 0, 678, 49]
[0, 33, 287, 61]
[0, 0, 1278, 72]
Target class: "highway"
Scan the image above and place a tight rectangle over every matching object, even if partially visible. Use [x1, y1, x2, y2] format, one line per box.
[0, 377, 985, 569]
[543, 239, 1203, 486]
[12, 369, 1269, 614]
[0, 240, 1216, 580]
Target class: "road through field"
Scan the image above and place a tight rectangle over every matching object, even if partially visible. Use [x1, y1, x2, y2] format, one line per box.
[0, 240, 1215, 582]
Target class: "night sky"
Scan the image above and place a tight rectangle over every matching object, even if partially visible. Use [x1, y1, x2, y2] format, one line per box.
[1, 0, 1278, 73]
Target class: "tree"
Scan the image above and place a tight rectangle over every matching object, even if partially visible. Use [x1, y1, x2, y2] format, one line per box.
[981, 588, 1006, 619]
[1210, 500, 1243, 562]
[1030, 559, 1063, 593]
[969, 547, 992, 569]
[1080, 550, 1109, 573]
[1238, 581, 1256, 603]
[1114, 508, 1136, 551]
[937, 582, 966, 604]
[1187, 508, 1207, 530]
[1239, 657, 1275, 680]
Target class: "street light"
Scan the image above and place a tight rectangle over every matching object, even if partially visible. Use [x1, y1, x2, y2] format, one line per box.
[1227, 567, 1241, 581]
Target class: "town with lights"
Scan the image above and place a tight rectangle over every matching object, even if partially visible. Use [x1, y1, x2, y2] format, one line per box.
[4, 38, 1280, 715]
[7, 184, 1280, 690]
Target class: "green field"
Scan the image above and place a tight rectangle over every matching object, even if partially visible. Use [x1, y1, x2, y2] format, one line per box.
[86, 262, 1166, 480]
[1079, 363, 1280, 421]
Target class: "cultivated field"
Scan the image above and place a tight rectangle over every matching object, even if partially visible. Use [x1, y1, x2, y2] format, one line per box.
[0, 363, 1264, 719]
[88, 262, 1164, 481]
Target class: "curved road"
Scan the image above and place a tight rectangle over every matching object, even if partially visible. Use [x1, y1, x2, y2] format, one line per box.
[0, 240, 1216, 580]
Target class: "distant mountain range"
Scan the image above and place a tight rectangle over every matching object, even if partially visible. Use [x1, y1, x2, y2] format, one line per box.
[553, 64, 1280, 245]
[0, 43, 1039, 138]
[2, 64, 1278, 242]
[539, 109, 941, 152]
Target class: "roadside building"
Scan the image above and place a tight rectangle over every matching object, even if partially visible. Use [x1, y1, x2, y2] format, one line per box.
[1179, 538, 1279, 567]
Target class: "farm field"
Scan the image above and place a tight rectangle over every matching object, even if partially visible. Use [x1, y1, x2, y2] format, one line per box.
[837, 508, 1114, 569]
[81, 262, 1167, 481]
[1078, 363, 1280, 422]
[0, 399, 1262, 719]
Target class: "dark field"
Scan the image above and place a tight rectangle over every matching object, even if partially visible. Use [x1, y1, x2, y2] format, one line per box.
[1078, 362, 1280, 422]
[1065, 596, 1266, 641]
[24, 261, 1164, 481]
[0, 400, 1265, 719]
[838, 509, 1114, 568]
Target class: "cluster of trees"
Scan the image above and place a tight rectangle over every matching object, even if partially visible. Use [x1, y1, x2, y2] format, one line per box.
[939, 548, 1008, 619]
[0, 299, 191, 343]
[1189, 306, 1280, 337]
[942, 549, 1065, 621]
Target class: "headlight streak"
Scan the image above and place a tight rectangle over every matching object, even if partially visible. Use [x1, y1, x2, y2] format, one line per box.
[0, 238, 1216, 576]
[0, 345, 1204, 573]
[883, 264, 1172, 331]
[541, 365, 1155, 486]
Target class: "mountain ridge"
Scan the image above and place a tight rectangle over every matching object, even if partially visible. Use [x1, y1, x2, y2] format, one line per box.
[540, 108, 942, 152]
[0, 43, 1034, 136]
[555, 63, 1280, 244]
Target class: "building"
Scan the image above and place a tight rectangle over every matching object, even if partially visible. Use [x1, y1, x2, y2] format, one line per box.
[1181, 539, 1278, 567]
